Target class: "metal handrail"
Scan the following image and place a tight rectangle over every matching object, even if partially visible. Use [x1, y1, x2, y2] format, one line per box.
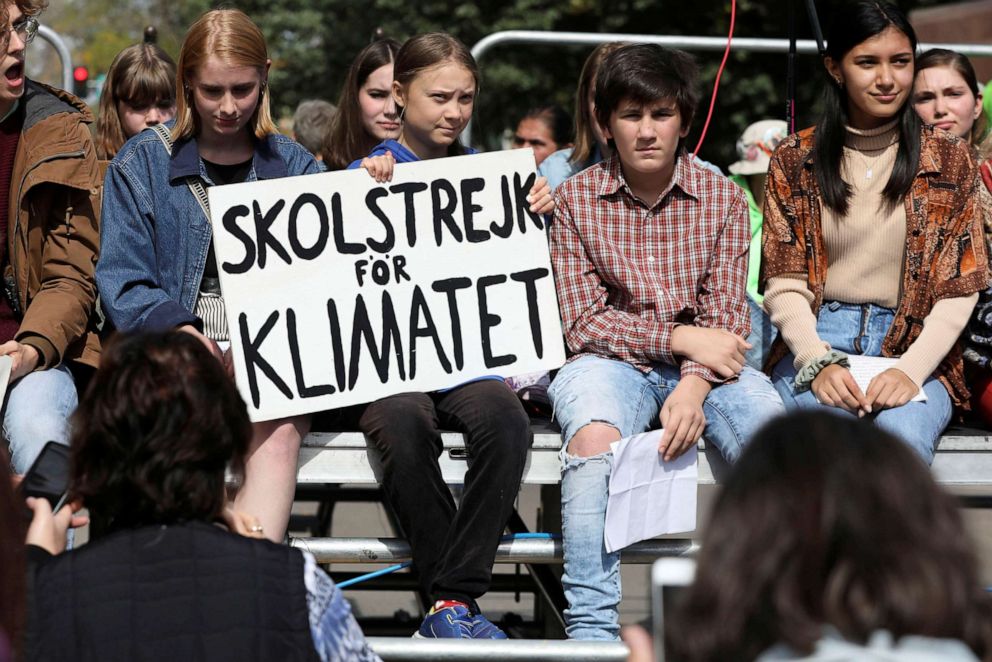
[37, 25, 72, 92]
[292, 536, 699, 564]
[464, 30, 992, 145]
[367, 637, 629, 662]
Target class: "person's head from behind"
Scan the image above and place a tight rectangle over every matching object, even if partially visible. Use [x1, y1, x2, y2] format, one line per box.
[913, 48, 985, 146]
[0, 0, 45, 118]
[669, 411, 992, 661]
[0, 446, 24, 657]
[512, 105, 573, 166]
[391, 32, 479, 159]
[96, 43, 176, 159]
[173, 9, 276, 143]
[322, 38, 400, 169]
[594, 44, 699, 182]
[817, 1, 920, 215]
[570, 41, 624, 166]
[292, 99, 336, 158]
[69, 332, 252, 531]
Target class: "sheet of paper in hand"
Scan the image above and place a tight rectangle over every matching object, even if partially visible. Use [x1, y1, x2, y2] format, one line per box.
[846, 355, 927, 403]
[605, 429, 698, 554]
[0, 354, 11, 405]
[207, 149, 566, 421]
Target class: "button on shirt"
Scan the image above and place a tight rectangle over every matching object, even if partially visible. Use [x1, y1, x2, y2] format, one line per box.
[550, 154, 751, 383]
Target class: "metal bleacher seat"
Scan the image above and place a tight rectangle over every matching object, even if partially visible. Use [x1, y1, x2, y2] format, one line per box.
[291, 422, 992, 661]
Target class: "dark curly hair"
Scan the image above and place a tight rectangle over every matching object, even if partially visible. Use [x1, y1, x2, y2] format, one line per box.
[668, 411, 992, 661]
[69, 332, 252, 531]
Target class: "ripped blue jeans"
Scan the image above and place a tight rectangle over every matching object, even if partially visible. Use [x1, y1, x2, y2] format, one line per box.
[548, 355, 785, 640]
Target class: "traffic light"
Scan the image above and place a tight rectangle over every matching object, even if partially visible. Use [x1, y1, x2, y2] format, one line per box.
[72, 66, 88, 98]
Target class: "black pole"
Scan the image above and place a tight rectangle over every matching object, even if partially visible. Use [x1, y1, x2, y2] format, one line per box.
[786, 0, 797, 132]
[804, 0, 827, 58]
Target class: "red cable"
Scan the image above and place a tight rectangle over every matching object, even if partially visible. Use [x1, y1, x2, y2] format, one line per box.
[691, 0, 736, 157]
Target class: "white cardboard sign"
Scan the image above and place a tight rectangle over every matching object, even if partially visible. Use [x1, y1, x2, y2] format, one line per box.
[207, 149, 566, 421]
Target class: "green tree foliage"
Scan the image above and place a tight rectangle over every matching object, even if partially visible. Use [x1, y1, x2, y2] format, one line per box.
[43, 0, 966, 169]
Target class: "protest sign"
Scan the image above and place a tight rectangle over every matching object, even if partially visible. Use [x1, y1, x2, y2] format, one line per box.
[208, 149, 566, 421]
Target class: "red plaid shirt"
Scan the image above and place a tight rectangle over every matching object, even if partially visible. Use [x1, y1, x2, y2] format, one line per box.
[550, 154, 751, 383]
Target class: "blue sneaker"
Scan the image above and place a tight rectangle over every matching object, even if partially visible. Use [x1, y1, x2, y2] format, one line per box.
[470, 613, 508, 639]
[414, 603, 473, 638]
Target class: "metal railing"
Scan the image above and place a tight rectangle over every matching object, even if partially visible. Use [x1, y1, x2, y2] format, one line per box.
[37, 25, 72, 92]
[292, 536, 698, 564]
[368, 638, 628, 661]
[464, 30, 992, 146]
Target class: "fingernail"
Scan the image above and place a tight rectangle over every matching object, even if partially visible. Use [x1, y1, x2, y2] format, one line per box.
[526, 194, 533, 202]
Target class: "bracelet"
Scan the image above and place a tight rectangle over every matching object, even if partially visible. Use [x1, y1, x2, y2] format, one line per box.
[794, 349, 850, 392]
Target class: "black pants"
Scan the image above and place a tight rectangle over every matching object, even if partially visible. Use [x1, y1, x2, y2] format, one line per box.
[355, 379, 531, 608]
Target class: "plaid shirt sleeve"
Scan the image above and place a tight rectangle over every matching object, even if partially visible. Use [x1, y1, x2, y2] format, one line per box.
[550, 191, 678, 365]
[681, 190, 753, 383]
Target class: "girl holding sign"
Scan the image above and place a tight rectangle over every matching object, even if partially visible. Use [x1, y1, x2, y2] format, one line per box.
[322, 38, 401, 171]
[97, 9, 322, 542]
[762, 0, 988, 463]
[346, 32, 553, 640]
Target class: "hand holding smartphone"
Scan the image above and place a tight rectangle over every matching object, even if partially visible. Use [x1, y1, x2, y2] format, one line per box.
[19, 441, 71, 515]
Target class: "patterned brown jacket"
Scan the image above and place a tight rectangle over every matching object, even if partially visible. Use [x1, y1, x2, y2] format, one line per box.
[761, 125, 989, 408]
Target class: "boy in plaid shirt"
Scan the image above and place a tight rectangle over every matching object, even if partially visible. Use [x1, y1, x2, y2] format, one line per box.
[548, 44, 785, 640]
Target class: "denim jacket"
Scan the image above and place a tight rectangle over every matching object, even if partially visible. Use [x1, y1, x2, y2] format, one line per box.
[97, 124, 319, 332]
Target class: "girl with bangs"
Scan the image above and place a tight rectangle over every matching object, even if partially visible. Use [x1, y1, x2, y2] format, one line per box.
[95, 42, 176, 160]
[97, 9, 321, 543]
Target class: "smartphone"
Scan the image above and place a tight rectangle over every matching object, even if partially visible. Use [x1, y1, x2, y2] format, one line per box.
[20, 441, 71, 514]
[652, 557, 696, 662]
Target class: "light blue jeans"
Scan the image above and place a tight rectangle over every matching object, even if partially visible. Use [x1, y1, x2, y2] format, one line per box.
[770, 302, 952, 464]
[745, 296, 777, 371]
[4, 364, 78, 474]
[548, 355, 785, 640]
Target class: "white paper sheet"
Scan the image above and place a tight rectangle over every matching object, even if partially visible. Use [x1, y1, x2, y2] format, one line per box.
[604, 429, 697, 554]
[846, 355, 926, 402]
[0, 354, 11, 404]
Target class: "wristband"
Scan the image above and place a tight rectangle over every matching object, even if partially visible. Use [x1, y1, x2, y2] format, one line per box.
[794, 349, 850, 392]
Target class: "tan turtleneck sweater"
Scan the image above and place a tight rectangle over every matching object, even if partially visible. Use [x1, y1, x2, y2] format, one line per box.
[765, 120, 978, 386]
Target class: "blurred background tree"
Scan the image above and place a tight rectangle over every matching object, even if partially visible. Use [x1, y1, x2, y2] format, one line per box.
[30, 0, 978, 170]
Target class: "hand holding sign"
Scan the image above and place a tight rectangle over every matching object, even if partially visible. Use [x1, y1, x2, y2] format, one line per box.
[208, 150, 567, 421]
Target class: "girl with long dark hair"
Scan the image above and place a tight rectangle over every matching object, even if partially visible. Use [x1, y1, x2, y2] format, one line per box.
[321, 39, 401, 170]
[763, 1, 988, 463]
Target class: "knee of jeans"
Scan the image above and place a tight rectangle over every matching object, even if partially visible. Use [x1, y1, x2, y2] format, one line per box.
[6, 409, 70, 450]
[563, 422, 623, 463]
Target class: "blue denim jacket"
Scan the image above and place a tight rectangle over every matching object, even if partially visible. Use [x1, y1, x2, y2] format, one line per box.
[97, 125, 320, 332]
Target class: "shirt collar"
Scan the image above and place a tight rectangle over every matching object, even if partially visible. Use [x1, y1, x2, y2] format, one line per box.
[168, 133, 288, 183]
[0, 99, 20, 124]
[597, 150, 699, 205]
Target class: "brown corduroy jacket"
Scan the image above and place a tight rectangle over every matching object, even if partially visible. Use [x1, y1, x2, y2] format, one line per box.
[7, 80, 101, 369]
